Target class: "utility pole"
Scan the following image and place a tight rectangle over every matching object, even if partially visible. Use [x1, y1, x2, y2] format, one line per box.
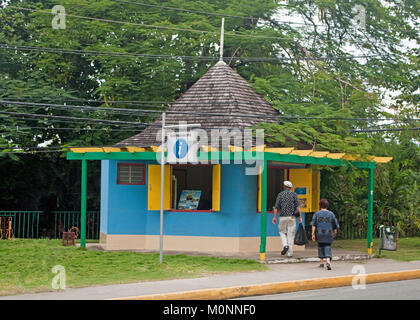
[159, 112, 166, 264]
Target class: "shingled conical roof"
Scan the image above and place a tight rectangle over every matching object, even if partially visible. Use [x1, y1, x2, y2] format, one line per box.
[116, 60, 279, 147]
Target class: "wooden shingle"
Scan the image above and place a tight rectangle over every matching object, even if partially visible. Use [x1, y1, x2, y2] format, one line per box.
[116, 61, 279, 148]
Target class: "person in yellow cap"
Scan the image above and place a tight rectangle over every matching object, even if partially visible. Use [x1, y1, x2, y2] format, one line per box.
[272, 181, 302, 257]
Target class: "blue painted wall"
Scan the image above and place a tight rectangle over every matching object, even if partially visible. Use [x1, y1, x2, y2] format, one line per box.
[100, 160, 302, 238]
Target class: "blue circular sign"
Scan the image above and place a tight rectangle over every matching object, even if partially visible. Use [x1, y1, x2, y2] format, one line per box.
[174, 138, 188, 159]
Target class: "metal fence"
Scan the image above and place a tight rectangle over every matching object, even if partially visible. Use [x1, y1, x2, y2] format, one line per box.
[0, 211, 100, 240]
[0, 211, 42, 239]
[52, 211, 100, 240]
[304, 212, 367, 240]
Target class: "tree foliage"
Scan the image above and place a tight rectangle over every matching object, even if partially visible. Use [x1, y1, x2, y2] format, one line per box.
[0, 0, 418, 235]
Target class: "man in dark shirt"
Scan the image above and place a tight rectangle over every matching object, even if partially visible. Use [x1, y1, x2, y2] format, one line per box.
[272, 181, 302, 257]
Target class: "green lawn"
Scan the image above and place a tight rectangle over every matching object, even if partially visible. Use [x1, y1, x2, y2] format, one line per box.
[0, 239, 267, 296]
[333, 237, 420, 262]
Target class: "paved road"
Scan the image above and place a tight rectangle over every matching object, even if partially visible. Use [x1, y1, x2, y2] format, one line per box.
[237, 279, 420, 300]
[1, 259, 419, 300]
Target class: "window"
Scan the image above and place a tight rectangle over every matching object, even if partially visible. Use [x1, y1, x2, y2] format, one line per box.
[117, 163, 145, 185]
[172, 165, 213, 210]
[147, 164, 221, 212]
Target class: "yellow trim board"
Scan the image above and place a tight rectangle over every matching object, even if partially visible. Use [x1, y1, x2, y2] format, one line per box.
[327, 153, 346, 159]
[373, 157, 393, 163]
[201, 145, 218, 152]
[250, 145, 265, 152]
[310, 151, 330, 158]
[228, 145, 243, 152]
[265, 147, 294, 154]
[290, 150, 313, 156]
[70, 147, 106, 153]
[123, 147, 146, 153]
[102, 147, 122, 153]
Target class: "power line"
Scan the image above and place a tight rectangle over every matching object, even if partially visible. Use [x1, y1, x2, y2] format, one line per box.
[1, 100, 419, 122]
[3, 126, 419, 155]
[112, 0, 258, 20]
[0, 43, 384, 62]
[0, 100, 162, 117]
[0, 96, 168, 108]
[0, 110, 152, 127]
[111, 0, 297, 23]
[351, 127, 420, 133]
[0, 92, 380, 106]
[0, 114, 140, 128]
[7, 5, 295, 41]
[112, 0, 334, 29]
[0, 125, 142, 132]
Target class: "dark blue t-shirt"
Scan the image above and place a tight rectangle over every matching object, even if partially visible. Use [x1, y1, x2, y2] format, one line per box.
[311, 210, 339, 244]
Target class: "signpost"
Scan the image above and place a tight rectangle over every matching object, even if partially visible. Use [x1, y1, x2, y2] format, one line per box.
[159, 114, 200, 264]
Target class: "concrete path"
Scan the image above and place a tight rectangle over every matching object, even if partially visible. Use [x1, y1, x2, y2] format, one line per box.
[1, 259, 419, 300]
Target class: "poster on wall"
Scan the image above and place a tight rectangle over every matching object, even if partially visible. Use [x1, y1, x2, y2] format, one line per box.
[178, 190, 202, 210]
[299, 198, 307, 209]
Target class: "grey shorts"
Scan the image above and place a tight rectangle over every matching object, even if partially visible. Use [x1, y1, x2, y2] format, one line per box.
[318, 243, 332, 259]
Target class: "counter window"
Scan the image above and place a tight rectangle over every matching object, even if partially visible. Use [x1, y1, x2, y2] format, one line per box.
[148, 164, 221, 212]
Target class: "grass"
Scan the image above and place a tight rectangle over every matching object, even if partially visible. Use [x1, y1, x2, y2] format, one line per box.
[333, 237, 420, 262]
[0, 239, 267, 296]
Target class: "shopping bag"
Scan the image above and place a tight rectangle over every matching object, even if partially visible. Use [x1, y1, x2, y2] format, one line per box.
[294, 223, 308, 245]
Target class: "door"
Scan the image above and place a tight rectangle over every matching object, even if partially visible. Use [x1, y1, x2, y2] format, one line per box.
[148, 164, 171, 210]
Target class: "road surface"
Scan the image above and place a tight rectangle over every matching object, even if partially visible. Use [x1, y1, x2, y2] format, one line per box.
[236, 279, 420, 300]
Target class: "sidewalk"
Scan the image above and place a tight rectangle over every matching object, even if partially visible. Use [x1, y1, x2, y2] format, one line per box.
[1, 258, 419, 300]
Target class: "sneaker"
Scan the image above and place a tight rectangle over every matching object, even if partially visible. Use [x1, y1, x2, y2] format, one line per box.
[281, 246, 289, 255]
[326, 263, 331, 270]
[319, 264, 324, 268]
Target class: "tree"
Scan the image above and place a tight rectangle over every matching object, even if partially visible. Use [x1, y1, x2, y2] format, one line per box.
[0, 0, 418, 236]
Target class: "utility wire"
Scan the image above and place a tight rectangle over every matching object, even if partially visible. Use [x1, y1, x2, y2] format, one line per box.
[0, 44, 384, 62]
[0, 110, 152, 127]
[0, 96, 169, 108]
[0, 125, 142, 132]
[3, 124, 419, 155]
[0, 100, 162, 116]
[1, 100, 419, 122]
[351, 127, 420, 133]
[111, 0, 305, 24]
[6, 6, 295, 41]
[0, 92, 379, 106]
[0, 114, 142, 128]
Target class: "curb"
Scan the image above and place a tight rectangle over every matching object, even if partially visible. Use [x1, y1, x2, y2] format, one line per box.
[265, 254, 370, 264]
[113, 269, 420, 300]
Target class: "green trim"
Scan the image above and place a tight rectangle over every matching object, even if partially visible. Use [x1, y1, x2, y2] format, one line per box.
[67, 151, 376, 168]
[367, 167, 374, 250]
[265, 152, 376, 169]
[260, 161, 267, 254]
